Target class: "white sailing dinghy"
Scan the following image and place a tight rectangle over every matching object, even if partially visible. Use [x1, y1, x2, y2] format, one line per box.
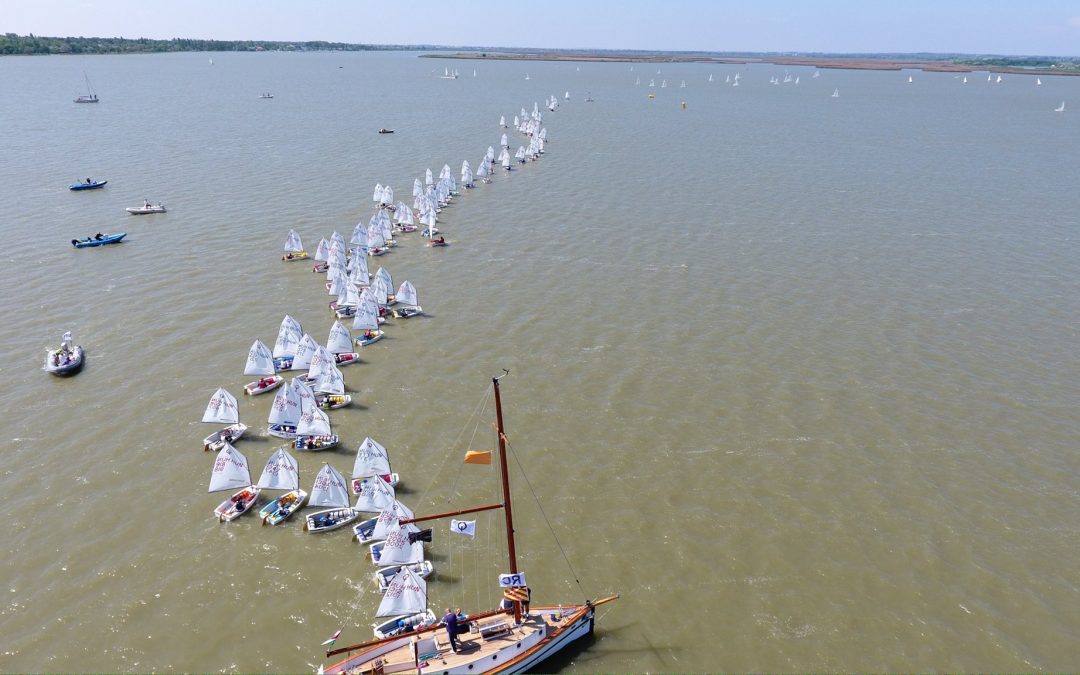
[325, 320, 360, 367]
[352, 289, 385, 346]
[371, 567, 437, 639]
[391, 280, 423, 319]
[293, 406, 338, 451]
[351, 436, 399, 494]
[354, 499, 413, 543]
[272, 315, 303, 371]
[314, 362, 351, 410]
[322, 375, 619, 674]
[304, 463, 360, 533]
[243, 339, 283, 395]
[202, 387, 246, 451]
[369, 521, 425, 567]
[282, 229, 308, 261]
[210, 443, 258, 521]
[267, 378, 302, 439]
[258, 447, 306, 526]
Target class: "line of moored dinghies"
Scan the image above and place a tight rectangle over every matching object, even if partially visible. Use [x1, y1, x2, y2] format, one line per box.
[197, 98, 555, 638]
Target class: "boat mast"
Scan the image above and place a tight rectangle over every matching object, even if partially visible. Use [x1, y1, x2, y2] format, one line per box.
[493, 372, 518, 576]
[492, 370, 522, 624]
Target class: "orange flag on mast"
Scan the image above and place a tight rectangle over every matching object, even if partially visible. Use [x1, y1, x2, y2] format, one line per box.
[464, 450, 492, 465]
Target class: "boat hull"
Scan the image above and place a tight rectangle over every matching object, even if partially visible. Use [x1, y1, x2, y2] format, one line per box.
[203, 423, 248, 451]
[267, 423, 297, 439]
[69, 180, 107, 190]
[44, 345, 84, 375]
[214, 487, 260, 522]
[355, 330, 384, 347]
[317, 394, 351, 410]
[259, 489, 308, 525]
[292, 434, 340, 451]
[125, 205, 166, 214]
[304, 507, 361, 533]
[243, 376, 284, 396]
[72, 233, 126, 248]
[282, 251, 309, 262]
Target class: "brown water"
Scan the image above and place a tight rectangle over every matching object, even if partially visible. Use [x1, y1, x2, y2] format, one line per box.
[1, 52, 1078, 673]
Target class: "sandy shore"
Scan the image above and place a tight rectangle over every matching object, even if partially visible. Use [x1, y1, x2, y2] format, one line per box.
[422, 52, 1078, 77]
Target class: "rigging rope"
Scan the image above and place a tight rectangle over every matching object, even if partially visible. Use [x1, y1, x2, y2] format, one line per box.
[503, 436, 590, 603]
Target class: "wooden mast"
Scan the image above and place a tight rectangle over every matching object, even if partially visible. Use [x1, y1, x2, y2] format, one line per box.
[492, 371, 522, 623]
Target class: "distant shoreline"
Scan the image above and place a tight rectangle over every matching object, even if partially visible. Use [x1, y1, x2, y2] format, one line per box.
[422, 52, 1080, 77]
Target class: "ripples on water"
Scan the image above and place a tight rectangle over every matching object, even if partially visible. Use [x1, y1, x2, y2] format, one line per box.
[0, 52, 1078, 672]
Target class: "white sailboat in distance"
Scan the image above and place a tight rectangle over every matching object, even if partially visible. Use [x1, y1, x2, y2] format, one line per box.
[1055, 101, 1065, 112]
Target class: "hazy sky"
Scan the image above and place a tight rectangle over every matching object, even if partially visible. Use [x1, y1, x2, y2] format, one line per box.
[6, 0, 1080, 56]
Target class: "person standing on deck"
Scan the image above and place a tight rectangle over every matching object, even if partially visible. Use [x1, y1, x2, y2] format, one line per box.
[443, 608, 460, 653]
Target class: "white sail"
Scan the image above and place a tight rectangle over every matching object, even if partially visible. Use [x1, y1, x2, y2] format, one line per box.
[309, 463, 350, 507]
[366, 225, 385, 250]
[394, 281, 418, 308]
[315, 363, 345, 396]
[327, 270, 348, 297]
[338, 282, 361, 309]
[501, 133, 509, 148]
[257, 447, 300, 491]
[355, 474, 396, 512]
[292, 377, 316, 414]
[499, 115, 506, 127]
[268, 379, 301, 426]
[273, 315, 303, 358]
[208, 443, 250, 492]
[370, 275, 389, 306]
[283, 229, 304, 253]
[297, 406, 332, 437]
[306, 346, 334, 382]
[350, 252, 370, 286]
[352, 293, 380, 331]
[291, 334, 319, 371]
[372, 183, 383, 203]
[326, 321, 354, 354]
[353, 437, 391, 477]
[412, 178, 423, 197]
[202, 388, 239, 424]
[375, 566, 428, 618]
[244, 339, 276, 376]
[372, 501, 416, 541]
[314, 238, 330, 262]
[379, 524, 425, 566]
[350, 221, 367, 246]
[425, 168, 433, 186]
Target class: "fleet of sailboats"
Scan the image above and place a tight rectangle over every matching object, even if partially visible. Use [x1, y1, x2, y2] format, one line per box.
[193, 84, 617, 672]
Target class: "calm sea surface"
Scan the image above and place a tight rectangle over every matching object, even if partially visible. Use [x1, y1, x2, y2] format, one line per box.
[0, 51, 1078, 673]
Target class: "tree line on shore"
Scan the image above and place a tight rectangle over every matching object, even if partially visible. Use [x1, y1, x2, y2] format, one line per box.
[0, 33, 400, 56]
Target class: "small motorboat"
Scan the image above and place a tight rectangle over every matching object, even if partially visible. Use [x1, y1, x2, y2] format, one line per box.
[243, 375, 284, 396]
[72, 232, 126, 248]
[292, 434, 340, 451]
[259, 489, 308, 526]
[214, 487, 261, 522]
[355, 329, 384, 347]
[259, 93, 274, 99]
[126, 200, 166, 215]
[69, 179, 107, 191]
[203, 422, 248, 452]
[304, 507, 361, 533]
[378, 128, 394, 134]
[44, 342, 83, 375]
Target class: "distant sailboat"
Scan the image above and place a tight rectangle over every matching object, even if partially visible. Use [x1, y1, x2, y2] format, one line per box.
[831, 88, 840, 98]
[963, 76, 968, 83]
[812, 70, 820, 78]
[908, 75, 913, 83]
[635, 76, 641, 85]
[209, 58, 214, 66]
[708, 73, 713, 82]
[1036, 77, 1042, 85]
[473, 69, 477, 77]
[525, 73, 530, 80]
[1055, 101, 1065, 112]
[74, 72, 98, 103]
[996, 74, 1003, 83]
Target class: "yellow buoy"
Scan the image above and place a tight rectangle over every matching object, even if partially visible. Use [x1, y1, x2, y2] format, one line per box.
[648, 94, 655, 99]
[681, 101, 686, 109]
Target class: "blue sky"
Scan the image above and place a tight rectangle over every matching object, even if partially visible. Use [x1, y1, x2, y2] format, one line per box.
[6, 0, 1080, 56]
